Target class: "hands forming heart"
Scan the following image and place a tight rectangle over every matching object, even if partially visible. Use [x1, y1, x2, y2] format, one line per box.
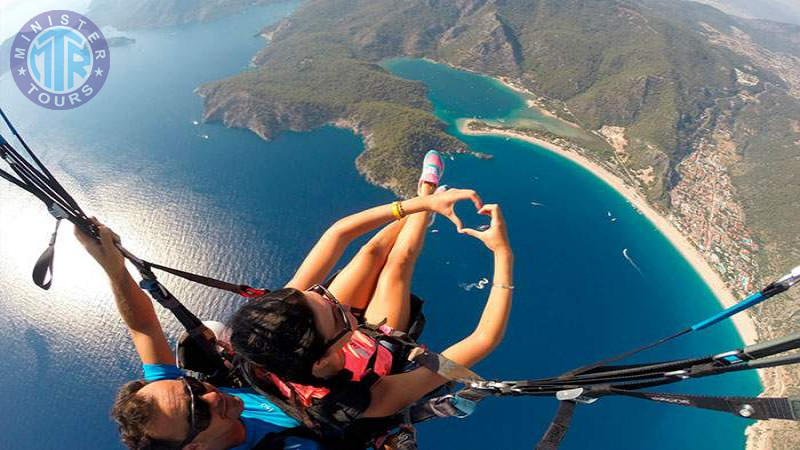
[427, 188, 511, 253]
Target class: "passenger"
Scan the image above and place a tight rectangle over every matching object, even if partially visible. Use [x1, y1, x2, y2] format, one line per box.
[75, 221, 322, 450]
[229, 151, 514, 447]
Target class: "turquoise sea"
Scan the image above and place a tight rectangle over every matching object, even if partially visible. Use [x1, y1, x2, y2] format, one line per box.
[0, 4, 760, 449]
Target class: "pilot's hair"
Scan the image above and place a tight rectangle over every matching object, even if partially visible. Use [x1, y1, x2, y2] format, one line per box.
[111, 379, 183, 450]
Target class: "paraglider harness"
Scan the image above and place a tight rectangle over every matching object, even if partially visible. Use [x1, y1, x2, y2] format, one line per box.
[238, 293, 444, 450]
[2, 106, 800, 449]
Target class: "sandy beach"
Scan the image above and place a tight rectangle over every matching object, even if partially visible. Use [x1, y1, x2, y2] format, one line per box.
[458, 119, 759, 345]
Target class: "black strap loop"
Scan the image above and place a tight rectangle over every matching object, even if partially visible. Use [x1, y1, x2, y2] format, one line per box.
[535, 401, 576, 450]
[32, 218, 61, 290]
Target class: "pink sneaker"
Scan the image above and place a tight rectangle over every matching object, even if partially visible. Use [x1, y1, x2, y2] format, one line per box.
[419, 149, 445, 188]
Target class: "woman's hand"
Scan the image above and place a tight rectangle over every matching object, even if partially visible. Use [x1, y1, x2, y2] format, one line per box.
[74, 218, 126, 276]
[459, 204, 511, 253]
[425, 188, 483, 230]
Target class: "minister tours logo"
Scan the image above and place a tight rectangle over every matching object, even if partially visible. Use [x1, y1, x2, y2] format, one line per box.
[10, 10, 110, 110]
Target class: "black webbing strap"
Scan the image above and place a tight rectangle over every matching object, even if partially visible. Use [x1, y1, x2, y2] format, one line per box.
[31, 217, 62, 289]
[142, 260, 267, 298]
[535, 401, 577, 450]
[562, 327, 692, 378]
[606, 388, 800, 421]
[0, 108, 69, 200]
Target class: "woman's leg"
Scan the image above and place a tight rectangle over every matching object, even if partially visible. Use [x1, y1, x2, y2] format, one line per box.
[364, 182, 436, 331]
[327, 219, 405, 311]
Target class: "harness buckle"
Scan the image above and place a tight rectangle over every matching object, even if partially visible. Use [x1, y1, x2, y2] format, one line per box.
[48, 203, 69, 220]
[556, 387, 598, 404]
[712, 350, 743, 364]
[139, 278, 169, 299]
[664, 370, 690, 379]
[468, 380, 523, 395]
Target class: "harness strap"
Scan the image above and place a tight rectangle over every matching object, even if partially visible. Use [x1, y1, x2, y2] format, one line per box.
[534, 400, 576, 450]
[407, 347, 484, 384]
[360, 333, 385, 388]
[143, 259, 267, 297]
[606, 389, 800, 421]
[357, 321, 485, 384]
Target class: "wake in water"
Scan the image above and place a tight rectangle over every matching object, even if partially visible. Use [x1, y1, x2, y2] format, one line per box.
[459, 277, 489, 291]
[622, 248, 643, 275]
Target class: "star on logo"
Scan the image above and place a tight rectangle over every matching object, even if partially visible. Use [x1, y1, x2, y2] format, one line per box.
[94, 68, 103, 77]
[17, 67, 26, 76]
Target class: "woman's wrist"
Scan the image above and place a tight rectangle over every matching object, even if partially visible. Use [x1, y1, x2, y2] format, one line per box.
[396, 196, 430, 216]
[493, 245, 513, 260]
[492, 248, 514, 286]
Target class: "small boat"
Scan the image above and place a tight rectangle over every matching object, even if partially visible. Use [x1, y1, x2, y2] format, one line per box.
[200, 134, 209, 140]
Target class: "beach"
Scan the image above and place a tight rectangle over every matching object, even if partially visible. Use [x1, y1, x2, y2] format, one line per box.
[457, 119, 760, 346]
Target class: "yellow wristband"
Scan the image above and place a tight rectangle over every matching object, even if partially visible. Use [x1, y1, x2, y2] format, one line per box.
[391, 201, 403, 220]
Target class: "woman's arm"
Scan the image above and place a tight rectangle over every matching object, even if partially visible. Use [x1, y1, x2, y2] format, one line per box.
[364, 205, 513, 417]
[285, 189, 482, 290]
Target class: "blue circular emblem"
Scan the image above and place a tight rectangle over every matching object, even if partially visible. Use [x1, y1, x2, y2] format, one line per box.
[10, 10, 110, 110]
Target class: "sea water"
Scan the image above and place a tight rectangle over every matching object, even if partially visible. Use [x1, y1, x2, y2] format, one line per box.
[0, 6, 760, 449]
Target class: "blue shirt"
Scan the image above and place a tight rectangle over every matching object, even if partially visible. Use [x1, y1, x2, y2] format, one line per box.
[143, 364, 320, 450]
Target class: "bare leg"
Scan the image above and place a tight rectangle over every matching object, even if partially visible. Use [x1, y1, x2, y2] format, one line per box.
[365, 182, 436, 331]
[327, 219, 405, 311]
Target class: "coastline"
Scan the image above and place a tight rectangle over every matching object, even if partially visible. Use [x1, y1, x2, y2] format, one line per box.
[457, 120, 760, 346]
[444, 64, 777, 450]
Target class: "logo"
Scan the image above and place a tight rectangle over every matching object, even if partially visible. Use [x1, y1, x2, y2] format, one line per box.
[651, 396, 691, 405]
[10, 10, 110, 110]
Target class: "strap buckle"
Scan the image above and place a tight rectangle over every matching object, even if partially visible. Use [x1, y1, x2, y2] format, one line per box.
[556, 387, 598, 404]
[47, 203, 69, 220]
[468, 380, 523, 395]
